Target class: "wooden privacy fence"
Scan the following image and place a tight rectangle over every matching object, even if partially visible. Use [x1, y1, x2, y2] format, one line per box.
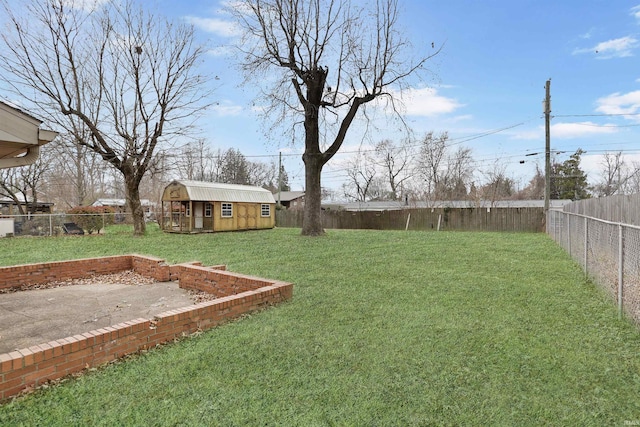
[276, 207, 545, 232]
[563, 193, 640, 226]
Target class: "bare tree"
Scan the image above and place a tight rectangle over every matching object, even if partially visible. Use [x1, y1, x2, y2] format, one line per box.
[516, 164, 545, 200]
[374, 139, 414, 200]
[0, 168, 26, 215]
[624, 161, 640, 194]
[415, 132, 474, 201]
[247, 160, 279, 189]
[0, 149, 51, 215]
[43, 135, 109, 208]
[0, 0, 210, 235]
[182, 147, 280, 188]
[479, 159, 515, 206]
[416, 131, 448, 203]
[208, 149, 224, 183]
[439, 147, 473, 200]
[592, 152, 628, 197]
[367, 176, 391, 201]
[177, 140, 215, 182]
[342, 149, 378, 202]
[231, 0, 437, 235]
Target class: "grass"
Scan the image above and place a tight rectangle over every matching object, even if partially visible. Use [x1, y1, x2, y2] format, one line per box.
[1, 225, 640, 425]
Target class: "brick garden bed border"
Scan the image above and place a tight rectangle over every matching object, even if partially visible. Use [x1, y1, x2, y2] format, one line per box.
[0, 255, 293, 401]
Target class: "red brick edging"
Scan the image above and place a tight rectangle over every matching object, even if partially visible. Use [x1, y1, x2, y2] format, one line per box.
[0, 255, 293, 401]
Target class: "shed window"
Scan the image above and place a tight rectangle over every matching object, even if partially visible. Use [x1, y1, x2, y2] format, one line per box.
[221, 203, 233, 218]
[204, 203, 212, 217]
[261, 204, 271, 217]
[185, 204, 191, 217]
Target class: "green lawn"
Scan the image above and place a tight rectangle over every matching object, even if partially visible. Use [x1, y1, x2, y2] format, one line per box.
[1, 226, 640, 425]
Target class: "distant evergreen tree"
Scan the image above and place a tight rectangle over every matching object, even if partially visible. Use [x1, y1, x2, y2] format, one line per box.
[551, 149, 590, 200]
[279, 165, 291, 192]
[220, 148, 250, 185]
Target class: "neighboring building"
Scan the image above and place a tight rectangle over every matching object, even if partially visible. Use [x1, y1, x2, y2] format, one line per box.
[0, 193, 54, 237]
[91, 198, 155, 219]
[0, 194, 54, 215]
[0, 100, 57, 169]
[274, 191, 305, 209]
[161, 180, 276, 233]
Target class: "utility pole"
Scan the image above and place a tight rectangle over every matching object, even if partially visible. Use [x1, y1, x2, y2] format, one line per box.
[544, 79, 551, 213]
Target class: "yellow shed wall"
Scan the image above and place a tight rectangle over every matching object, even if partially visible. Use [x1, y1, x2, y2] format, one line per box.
[212, 202, 275, 232]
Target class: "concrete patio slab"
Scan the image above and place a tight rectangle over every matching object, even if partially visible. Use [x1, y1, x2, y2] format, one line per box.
[0, 281, 194, 354]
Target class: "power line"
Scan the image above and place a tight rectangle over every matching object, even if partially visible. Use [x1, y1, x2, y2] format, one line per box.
[243, 120, 532, 160]
[554, 112, 640, 118]
[557, 122, 640, 129]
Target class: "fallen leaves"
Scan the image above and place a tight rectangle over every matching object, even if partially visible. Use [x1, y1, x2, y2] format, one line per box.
[1, 270, 216, 304]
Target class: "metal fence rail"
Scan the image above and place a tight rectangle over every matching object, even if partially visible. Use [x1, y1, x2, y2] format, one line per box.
[548, 209, 640, 322]
[0, 213, 134, 237]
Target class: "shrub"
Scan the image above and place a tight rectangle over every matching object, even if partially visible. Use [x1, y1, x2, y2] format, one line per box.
[67, 206, 116, 234]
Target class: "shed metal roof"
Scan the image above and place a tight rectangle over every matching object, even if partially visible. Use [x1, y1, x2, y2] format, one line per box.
[171, 180, 276, 204]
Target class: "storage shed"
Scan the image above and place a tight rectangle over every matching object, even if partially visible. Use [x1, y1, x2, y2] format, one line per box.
[161, 180, 276, 233]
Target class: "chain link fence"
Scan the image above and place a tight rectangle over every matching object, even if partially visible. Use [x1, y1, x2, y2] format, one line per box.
[548, 209, 640, 322]
[0, 213, 134, 237]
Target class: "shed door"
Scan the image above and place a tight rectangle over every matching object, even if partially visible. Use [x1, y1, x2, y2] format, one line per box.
[194, 202, 204, 229]
[238, 204, 247, 230]
[247, 204, 257, 229]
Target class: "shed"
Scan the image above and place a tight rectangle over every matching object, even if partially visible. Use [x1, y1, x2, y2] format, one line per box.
[161, 180, 276, 233]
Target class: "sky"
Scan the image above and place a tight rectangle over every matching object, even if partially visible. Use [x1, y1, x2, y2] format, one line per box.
[5, 0, 640, 196]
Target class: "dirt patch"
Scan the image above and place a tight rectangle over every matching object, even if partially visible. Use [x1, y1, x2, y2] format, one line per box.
[0, 270, 218, 302]
[1, 271, 157, 294]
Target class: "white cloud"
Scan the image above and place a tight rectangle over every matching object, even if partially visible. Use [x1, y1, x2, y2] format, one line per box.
[551, 122, 618, 138]
[512, 122, 618, 140]
[631, 5, 640, 22]
[596, 90, 640, 116]
[448, 114, 474, 123]
[183, 16, 240, 37]
[393, 86, 463, 117]
[511, 127, 543, 140]
[207, 46, 233, 57]
[211, 100, 243, 116]
[573, 36, 639, 59]
[579, 28, 595, 40]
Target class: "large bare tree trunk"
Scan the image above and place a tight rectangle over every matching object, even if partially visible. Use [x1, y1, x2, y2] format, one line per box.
[302, 152, 324, 236]
[125, 173, 145, 235]
[300, 76, 326, 236]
